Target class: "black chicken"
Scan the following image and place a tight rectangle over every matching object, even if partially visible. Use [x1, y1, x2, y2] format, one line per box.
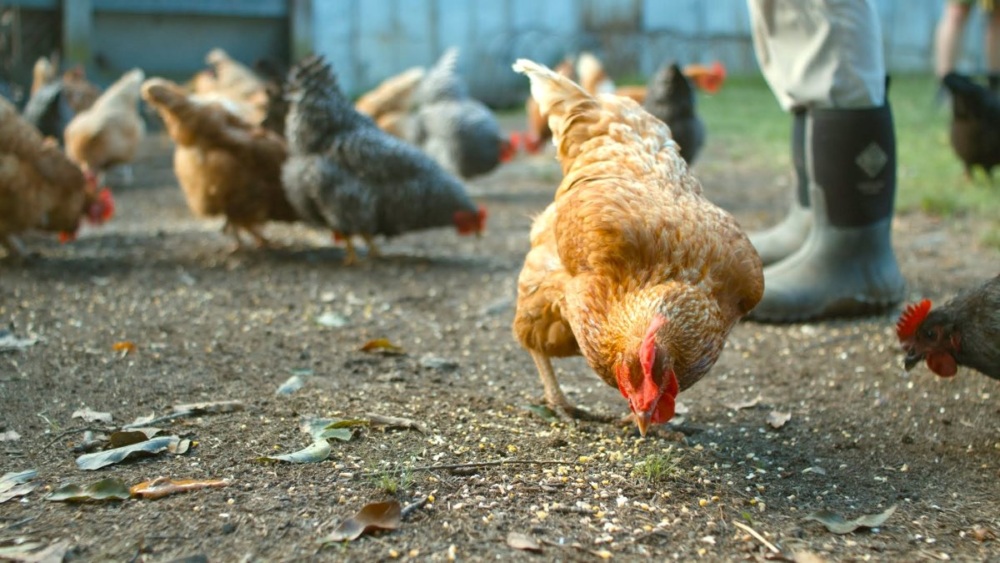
[643, 62, 705, 165]
[941, 72, 1000, 182]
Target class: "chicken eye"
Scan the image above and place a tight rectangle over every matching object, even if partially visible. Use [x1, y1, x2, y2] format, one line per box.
[921, 327, 936, 340]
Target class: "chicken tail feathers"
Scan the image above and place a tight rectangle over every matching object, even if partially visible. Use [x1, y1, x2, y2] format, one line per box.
[414, 47, 465, 105]
[512, 58, 598, 155]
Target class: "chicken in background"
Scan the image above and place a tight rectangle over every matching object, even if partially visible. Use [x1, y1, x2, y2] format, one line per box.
[896, 275, 1000, 380]
[0, 96, 114, 257]
[511, 56, 575, 155]
[198, 48, 268, 125]
[281, 55, 486, 264]
[30, 55, 57, 95]
[64, 68, 146, 183]
[355, 66, 426, 139]
[23, 63, 101, 143]
[141, 78, 298, 249]
[253, 58, 290, 136]
[576, 51, 617, 96]
[941, 72, 1000, 182]
[511, 59, 763, 435]
[401, 48, 515, 179]
[643, 61, 705, 165]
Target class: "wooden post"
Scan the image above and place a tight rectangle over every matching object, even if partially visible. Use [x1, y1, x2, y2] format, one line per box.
[61, 0, 92, 70]
[290, 0, 313, 61]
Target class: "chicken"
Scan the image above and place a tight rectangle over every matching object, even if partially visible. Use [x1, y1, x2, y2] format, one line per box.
[643, 62, 706, 165]
[140, 78, 297, 248]
[64, 68, 146, 181]
[683, 61, 727, 95]
[30, 56, 57, 95]
[253, 58, 290, 136]
[576, 52, 616, 96]
[281, 55, 487, 264]
[23, 65, 100, 142]
[510, 59, 763, 435]
[514, 57, 575, 155]
[0, 96, 114, 257]
[355, 66, 426, 138]
[896, 275, 1000, 380]
[401, 48, 515, 179]
[201, 48, 268, 125]
[941, 72, 1000, 182]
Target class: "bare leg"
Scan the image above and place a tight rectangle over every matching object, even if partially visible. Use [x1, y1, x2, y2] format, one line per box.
[361, 233, 381, 258]
[342, 236, 358, 265]
[529, 349, 611, 422]
[245, 225, 270, 248]
[221, 221, 245, 252]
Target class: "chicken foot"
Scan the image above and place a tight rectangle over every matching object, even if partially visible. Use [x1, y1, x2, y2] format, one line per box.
[529, 349, 613, 423]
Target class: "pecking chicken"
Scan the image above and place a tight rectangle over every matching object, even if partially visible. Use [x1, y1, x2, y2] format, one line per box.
[64, 68, 146, 181]
[141, 78, 298, 249]
[0, 96, 114, 257]
[643, 62, 706, 165]
[511, 59, 763, 435]
[199, 48, 268, 125]
[23, 65, 101, 143]
[355, 66, 426, 138]
[401, 48, 515, 179]
[941, 72, 1000, 182]
[281, 55, 486, 264]
[896, 275, 1000, 380]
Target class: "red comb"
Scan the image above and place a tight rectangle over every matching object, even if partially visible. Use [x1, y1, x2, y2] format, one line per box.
[895, 299, 932, 340]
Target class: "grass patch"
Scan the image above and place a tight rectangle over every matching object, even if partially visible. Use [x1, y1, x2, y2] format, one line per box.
[698, 72, 999, 217]
[372, 468, 413, 495]
[632, 448, 684, 483]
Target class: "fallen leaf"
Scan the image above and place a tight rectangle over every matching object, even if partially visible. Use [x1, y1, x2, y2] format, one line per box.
[360, 338, 405, 355]
[805, 505, 897, 534]
[0, 430, 20, 442]
[75, 436, 181, 470]
[316, 311, 349, 328]
[0, 470, 38, 503]
[0, 330, 37, 353]
[767, 410, 791, 429]
[523, 404, 560, 423]
[171, 400, 245, 415]
[0, 539, 71, 562]
[367, 414, 427, 433]
[506, 531, 542, 552]
[725, 396, 761, 411]
[261, 440, 332, 464]
[320, 500, 402, 543]
[112, 341, 137, 355]
[300, 417, 365, 442]
[72, 407, 113, 424]
[793, 551, 829, 563]
[418, 354, 458, 371]
[108, 430, 153, 448]
[276, 375, 305, 396]
[48, 478, 130, 502]
[130, 477, 230, 500]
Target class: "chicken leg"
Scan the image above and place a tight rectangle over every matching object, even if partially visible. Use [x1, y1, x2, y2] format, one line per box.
[361, 234, 382, 258]
[529, 349, 611, 423]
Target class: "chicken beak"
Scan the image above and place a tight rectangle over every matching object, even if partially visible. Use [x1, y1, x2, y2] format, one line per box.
[634, 411, 652, 437]
[903, 351, 922, 371]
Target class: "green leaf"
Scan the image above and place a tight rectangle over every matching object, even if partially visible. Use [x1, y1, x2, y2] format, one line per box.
[75, 436, 180, 470]
[522, 404, 560, 423]
[260, 440, 332, 464]
[805, 505, 897, 534]
[48, 478, 130, 502]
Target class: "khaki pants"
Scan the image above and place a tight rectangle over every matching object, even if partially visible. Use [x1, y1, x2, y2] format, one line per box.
[748, 0, 886, 110]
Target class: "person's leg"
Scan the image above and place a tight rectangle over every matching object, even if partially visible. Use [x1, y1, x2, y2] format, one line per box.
[746, 0, 905, 322]
[935, 1, 974, 78]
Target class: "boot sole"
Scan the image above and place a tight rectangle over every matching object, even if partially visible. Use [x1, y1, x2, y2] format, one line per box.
[746, 294, 903, 324]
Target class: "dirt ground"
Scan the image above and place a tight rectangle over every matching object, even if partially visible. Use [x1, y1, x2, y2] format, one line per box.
[2, 122, 1000, 563]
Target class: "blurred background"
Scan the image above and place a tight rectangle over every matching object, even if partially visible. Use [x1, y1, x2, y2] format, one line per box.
[0, 0, 991, 107]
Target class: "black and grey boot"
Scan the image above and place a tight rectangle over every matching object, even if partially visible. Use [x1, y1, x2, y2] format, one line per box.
[749, 110, 811, 265]
[748, 103, 906, 322]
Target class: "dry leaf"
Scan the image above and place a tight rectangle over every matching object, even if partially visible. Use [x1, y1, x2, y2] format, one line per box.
[0, 539, 70, 562]
[76, 436, 181, 470]
[0, 470, 38, 504]
[367, 414, 427, 433]
[109, 430, 154, 448]
[767, 411, 791, 429]
[805, 505, 896, 534]
[171, 400, 245, 415]
[320, 500, 402, 543]
[0, 430, 21, 442]
[261, 440, 332, 464]
[506, 531, 542, 552]
[359, 338, 405, 354]
[130, 477, 230, 500]
[725, 395, 761, 411]
[72, 407, 113, 424]
[0, 331, 37, 353]
[316, 311, 349, 328]
[276, 375, 305, 395]
[112, 341, 137, 355]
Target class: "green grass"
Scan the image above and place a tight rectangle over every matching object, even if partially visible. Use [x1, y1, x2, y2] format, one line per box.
[698, 72, 1000, 217]
[371, 468, 413, 495]
[631, 449, 684, 483]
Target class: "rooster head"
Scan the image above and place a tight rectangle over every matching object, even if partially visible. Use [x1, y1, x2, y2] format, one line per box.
[895, 299, 960, 377]
[454, 206, 487, 237]
[499, 136, 517, 163]
[82, 171, 115, 225]
[683, 61, 726, 94]
[615, 314, 679, 436]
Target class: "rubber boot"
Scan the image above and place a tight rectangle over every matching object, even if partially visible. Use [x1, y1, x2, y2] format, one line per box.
[749, 110, 811, 265]
[748, 103, 906, 322]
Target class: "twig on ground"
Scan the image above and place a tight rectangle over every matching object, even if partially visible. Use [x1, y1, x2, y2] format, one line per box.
[401, 495, 430, 519]
[359, 459, 571, 478]
[733, 521, 780, 554]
